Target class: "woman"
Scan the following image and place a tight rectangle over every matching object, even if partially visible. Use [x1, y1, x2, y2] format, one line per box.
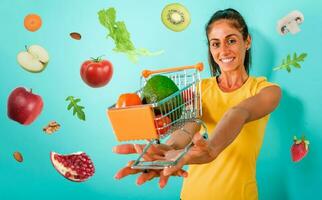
[113, 8, 281, 200]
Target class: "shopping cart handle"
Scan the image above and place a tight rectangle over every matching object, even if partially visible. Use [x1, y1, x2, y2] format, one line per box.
[141, 62, 204, 78]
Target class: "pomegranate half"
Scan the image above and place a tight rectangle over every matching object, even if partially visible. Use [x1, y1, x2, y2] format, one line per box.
[50, 151, 95, 182]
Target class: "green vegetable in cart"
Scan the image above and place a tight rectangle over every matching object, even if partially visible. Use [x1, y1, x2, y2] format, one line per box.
[66, 96, 86, 121]
[98, 7, 163, 64]
[142, 75, 183, 122]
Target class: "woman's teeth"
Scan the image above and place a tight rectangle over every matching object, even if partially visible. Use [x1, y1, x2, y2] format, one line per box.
[221, 58, 234, 63]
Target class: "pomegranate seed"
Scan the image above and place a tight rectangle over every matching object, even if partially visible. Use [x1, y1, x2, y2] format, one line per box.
[65, 172, 72, 178]
[67, 161, 72, 167]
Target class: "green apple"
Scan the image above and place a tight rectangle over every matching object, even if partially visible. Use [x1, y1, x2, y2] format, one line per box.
[17, 45, 49, 73]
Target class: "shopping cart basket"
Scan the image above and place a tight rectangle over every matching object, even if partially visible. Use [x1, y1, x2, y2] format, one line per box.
[107, 63, 208, 169]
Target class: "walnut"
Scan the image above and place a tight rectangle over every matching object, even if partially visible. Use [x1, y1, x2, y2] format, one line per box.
[43, 121, 61, 134]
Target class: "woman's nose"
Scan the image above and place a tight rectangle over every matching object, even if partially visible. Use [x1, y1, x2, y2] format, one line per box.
[219, 43, 230, 54]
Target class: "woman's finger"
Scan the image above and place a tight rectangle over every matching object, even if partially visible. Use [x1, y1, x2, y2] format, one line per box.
[159, 168, 188, 188]
[136, 170, 159, 185]
[163, 155, 188, 176]
[135, 144, 167, 161]
[113, 144, 139, 154]
[150, 143, 173, 155]
[114, 160, 140, 179]
[192, 132, 208, 147]
[114, 167, 141, 180]
[159, 173, 170, 188]
[175, 169, 189, 178]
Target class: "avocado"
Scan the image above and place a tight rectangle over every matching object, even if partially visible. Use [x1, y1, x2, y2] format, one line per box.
[142, 75, 183, 122]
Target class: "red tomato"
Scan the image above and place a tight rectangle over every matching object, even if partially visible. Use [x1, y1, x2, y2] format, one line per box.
[115, 93, 142, 108]
[154, 115, 172, 135]
[80, 57, 113, 88]
[182, 88, 195, 105]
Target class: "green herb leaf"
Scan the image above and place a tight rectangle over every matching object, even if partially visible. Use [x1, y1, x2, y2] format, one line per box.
[65, 96, 86, 121]
[67, 103, 73, 110]
[298, 53, 307, 60]
[273, 52, 308, 73]
[292, 62, 301, 68]
[286, 66, 291, 73]
[287, 54, 291, 63]
[98, 7, 163, 64]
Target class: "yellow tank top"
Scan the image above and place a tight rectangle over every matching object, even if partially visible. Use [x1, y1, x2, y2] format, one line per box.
[180, 76, 277, 200]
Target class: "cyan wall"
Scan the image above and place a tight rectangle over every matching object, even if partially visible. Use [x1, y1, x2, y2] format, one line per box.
[0, 0, 321, 199]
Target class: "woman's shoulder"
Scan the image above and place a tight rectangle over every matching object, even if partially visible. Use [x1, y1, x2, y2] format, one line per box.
[248, 76, 279, 94]
[249, 76, 278, 86]
[200, 77, 216, 86]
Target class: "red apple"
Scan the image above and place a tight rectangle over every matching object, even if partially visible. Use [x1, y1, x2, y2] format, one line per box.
[7, 87, 44, 125]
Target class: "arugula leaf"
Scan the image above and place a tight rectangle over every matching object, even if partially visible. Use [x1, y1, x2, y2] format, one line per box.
[273, 52, 308, 73]
[65, 96, 86, 121]
[98, 7, 163, 64]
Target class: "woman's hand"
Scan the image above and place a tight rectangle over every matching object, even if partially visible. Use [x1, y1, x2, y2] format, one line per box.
[113, 143, 188, 188]
[163, 132, 216, 176]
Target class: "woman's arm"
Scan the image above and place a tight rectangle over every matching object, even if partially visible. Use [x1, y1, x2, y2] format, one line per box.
[209, 85, 281, 159]
[163, 85, 281, 175]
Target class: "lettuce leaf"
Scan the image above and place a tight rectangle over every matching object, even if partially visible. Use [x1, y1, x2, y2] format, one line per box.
[98, 8, 163, 64]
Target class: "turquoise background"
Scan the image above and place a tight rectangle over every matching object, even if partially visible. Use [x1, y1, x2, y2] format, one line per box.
[0, 0, 321, 199]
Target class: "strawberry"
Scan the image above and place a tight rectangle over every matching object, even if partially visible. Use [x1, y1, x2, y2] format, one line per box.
[291, 135, 310, 162]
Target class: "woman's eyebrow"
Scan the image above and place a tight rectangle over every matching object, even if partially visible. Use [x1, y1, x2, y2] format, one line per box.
[209, 34, 238, 41]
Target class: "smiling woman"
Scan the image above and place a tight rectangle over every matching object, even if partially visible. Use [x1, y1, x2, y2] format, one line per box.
[113, 8, 281, 200]
[207, 9, 252, 77]
[207, 14, 251, 93]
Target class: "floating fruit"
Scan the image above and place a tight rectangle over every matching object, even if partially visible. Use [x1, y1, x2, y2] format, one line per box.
[291, 135, 309, 162]
[50, 151, 95, 182]
[24, 14, 42, 32]
[161, 3, 191, 32]
[17, 45, 49, 73]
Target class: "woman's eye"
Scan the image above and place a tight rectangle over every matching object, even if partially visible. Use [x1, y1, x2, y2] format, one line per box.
[211, 42, 220, 48]
[227, 39, 236, 45]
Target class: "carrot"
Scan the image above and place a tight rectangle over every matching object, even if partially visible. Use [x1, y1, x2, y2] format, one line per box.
[24, 14, 42, 32]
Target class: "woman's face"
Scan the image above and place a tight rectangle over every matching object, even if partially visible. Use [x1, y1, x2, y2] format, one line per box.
[208, 19, 251, 73]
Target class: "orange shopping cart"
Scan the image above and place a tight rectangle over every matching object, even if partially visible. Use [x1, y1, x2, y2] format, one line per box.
[107, 63, 208, 169]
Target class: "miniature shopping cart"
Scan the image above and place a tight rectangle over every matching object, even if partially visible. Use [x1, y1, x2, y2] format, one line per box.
[107, 63, 208, 169]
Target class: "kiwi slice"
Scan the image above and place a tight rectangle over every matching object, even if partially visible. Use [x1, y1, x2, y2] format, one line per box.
[161, 3, 191, 32]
